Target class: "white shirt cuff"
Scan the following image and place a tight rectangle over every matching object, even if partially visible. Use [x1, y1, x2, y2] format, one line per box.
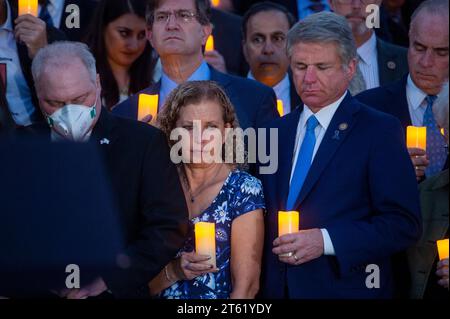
[320, 228, 336, 256]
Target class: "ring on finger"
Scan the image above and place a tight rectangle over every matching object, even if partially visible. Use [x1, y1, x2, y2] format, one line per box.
[293, 254, 299, 262]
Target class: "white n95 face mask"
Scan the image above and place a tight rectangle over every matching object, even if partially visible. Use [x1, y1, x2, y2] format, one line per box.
[46, 96, 98, 142]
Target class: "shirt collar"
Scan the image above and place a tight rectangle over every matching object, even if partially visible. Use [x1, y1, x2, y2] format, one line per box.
[357, 32, 377, 65]
[302, 92, 347, 131]
[0, 0, 13, 32]
[161, 60, 210, 88]
[406, 74, 429, 111]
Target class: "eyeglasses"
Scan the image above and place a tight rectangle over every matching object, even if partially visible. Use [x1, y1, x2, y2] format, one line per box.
[335, 0, 378, 4]
[154, 10, 198, 24]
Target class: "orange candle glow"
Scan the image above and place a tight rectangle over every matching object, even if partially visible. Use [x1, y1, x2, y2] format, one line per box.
[406, 126, 427, 150]
[278, 211, 299, 237]
[441, 128, 445, 136]
[18, 0, 38, 16]
[138, 94, 158, 123]
[277, 100, 284, 117]
[205, 35, 215, 52]
[211, 0, 221, 7]
[195, 222, 216, 268]
[437, 239, 449, 261]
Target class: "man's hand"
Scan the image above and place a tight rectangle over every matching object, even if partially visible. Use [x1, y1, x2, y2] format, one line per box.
[59, 277, 108, 299]
[408, 147, 429, 181]
[436, 258, 449, 289]
[272, 228, 324, 265]
[204, 50, 227, 73]
[14, 15, 48, 59]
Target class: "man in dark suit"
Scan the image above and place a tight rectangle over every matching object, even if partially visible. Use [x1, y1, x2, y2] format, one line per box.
[35, 0, 98, 42]
[329, 0, 409, 95]
[28, 41, 189, 298]
[357, 0, 449, 181]
[242, 2, 301, 116]
[113, 0, 279, 130]
[258, 12, 421, 299]
[0, 0, 66, 126]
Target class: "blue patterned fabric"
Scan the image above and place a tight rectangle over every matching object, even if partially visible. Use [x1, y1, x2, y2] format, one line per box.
[160, 169, 265, 299]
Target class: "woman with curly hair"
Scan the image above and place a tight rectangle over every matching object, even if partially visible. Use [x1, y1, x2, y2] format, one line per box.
[149, 81, 265, 299]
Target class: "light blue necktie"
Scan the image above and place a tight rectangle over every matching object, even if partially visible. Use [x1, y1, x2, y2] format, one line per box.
[286, 115, 319, 210]
[424, 95, 447, 177]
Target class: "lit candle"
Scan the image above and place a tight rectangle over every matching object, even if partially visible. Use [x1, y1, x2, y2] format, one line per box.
[437, 239, 449, 261]
[205, 35, 215, 52]
[138, 94, 158, 123]
[277, 100, 284, 117]
[195, 222, 216, 268]
[18, 0, 38, 16]
[441, 128, 445, 136]
[406, 126, 427, 150]
[278, 211, 299, 237]
[211, 0, 221, 7]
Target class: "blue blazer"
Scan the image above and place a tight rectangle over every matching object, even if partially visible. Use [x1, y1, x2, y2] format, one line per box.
[112, 67, 279, 130]
[258, 93, 422, 299]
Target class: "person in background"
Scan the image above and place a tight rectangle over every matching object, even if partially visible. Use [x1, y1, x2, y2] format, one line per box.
[0, 0, 66, 127]
[29, 41, 189, 298]
[329, 0, 409, 95]
[84, 0, 157, 110]
[242, 1, 300, 116]
[150, 81, 264, 299]
[113, 0, 279, 131]
[0, 77, 14, 133]
[34, 0, 99, 42]
[408, 82, 449, 299]
[357, 0, 449, 181]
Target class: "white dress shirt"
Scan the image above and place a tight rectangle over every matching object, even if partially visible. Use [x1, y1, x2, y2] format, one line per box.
[406, 74, 441, 126]
[39, 0, 65, 29]
[290, 92, 348, 256]
[357, 32, 380, 90]
[0, 0, 36, 126]
[248, 72, 291, 115]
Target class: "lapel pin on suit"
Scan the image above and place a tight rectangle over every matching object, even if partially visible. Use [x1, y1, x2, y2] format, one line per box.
[387, 61, 396, 70]
[100, 138, 110, 145]
[333, 123, 349, 140]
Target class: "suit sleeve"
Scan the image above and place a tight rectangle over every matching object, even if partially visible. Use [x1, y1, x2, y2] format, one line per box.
[326, 117, 422, 278]
[104, 129, 189, 298]
[254, 86, 280, 128]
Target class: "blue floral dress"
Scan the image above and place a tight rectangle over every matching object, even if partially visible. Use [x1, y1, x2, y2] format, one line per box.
[160, 169, 265, 299]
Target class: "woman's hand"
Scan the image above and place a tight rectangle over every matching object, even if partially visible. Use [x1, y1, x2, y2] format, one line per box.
[172, 251, 218, 281]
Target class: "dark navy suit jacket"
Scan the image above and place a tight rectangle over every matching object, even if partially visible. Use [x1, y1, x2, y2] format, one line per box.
[112, 66, 279, 130]
[258, 93, 422, 299]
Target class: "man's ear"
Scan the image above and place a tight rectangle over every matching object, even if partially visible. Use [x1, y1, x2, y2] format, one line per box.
[146, 26, 155, 48]
[201, 23, 213, 46]
[346, 58, 357, 82]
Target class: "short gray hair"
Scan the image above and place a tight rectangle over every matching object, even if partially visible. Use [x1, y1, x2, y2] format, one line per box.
[287, 12, 357, 65]
[434, 82, 449, 134]
[32, 41, 97, 88]
[411, 0, 449, 26]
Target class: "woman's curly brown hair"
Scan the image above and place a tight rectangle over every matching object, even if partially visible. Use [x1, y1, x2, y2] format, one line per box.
[157, 80, 246, 168]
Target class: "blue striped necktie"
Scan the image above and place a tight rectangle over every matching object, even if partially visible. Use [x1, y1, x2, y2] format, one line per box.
[286, 115, 319, 210]
[424, 95, 447, 177]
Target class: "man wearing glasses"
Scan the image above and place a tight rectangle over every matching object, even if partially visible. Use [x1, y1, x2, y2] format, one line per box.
[329, 0, 409, 94]
[113, 0, 279, 131]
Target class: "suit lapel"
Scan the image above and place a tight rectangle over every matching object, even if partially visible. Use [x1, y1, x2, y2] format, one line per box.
[91, 108, 119, 152]
[293, 93, 360, 208]
[387, 76, 411, 130]
[209, 67, 233, 90]
[377, 39, 403, 85]
[276, 107, 302, 210]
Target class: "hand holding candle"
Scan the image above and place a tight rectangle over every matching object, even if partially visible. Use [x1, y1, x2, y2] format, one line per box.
[278, 211, 299, 257]
[195, 222, 216, 269]
[138, 94, 158, 123]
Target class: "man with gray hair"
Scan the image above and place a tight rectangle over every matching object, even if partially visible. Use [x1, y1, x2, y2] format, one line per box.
[358, 0, 449, 181]
[28, 41, 189, 298]
[257, 12, 421, 298]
